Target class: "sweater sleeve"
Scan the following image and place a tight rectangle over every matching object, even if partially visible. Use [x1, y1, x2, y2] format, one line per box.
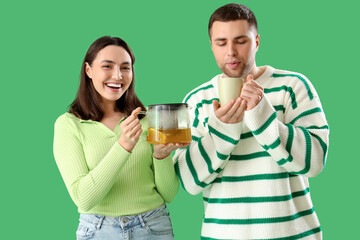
[152, 155, 180, 203]
[173, 95, 244, 195]
[244, 76, 329, 177]
[53, 115, 131, 211]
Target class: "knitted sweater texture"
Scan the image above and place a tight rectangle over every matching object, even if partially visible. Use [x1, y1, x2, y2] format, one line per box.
[174, 66, 329, 240]
[53, 113, 179, 217]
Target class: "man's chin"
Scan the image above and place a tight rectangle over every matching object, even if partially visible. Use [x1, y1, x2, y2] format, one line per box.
[223, 69, 244, 78]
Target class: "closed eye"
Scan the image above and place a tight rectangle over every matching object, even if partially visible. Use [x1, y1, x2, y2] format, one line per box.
[121, 64, 131, 70]
[216, 42, 226, 47]
[102, 65, 112, 69]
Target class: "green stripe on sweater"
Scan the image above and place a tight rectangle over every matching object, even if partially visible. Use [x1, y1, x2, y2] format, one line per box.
[204, 207, 315, 224]
[184, 84, 214, 103]
[310, 132, 328, 166]
[275, 124, 295, 166]
[274, 105, 286, 113]
[193, 136, 230, 163]
[261, 226, 321, 240]
[200, 226, 321, 240]
[203, 117, 209, 127]
[240, 131, 253, 139]
[262, 137, 281, 150]
[252, 112, 278, 136]
[213, 172, 291, 183]
[241, 104, 284, 140]
[216, 151, 228, 160]
[264, 86, 297, 109]
[289, 107, 322, 125]
[306, 125, 329, 130]
[208, 125, 239, 145]
[271, 73, 314, 100]
[197, 104, 286, 141]
[203, 188, 310, 203]
[193, 98, 219, 127]
[198, 138, 216, 174]
[184, 145, 208, 188]
[277, 155, 293, 166]
[230, 151, 270, 161]
[192, 135, 201, 141]
[290, 127, 311, 175]
[285, 124, 294, 158]
[174, 161, 186, 191]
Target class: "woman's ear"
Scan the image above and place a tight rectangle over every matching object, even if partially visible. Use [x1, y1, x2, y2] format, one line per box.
[85, 62, 92, 78]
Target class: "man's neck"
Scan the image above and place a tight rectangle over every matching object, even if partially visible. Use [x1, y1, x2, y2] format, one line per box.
[248, 65, 266, 80]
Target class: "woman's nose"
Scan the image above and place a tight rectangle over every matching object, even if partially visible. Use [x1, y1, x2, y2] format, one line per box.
[113, 68, 122, 80]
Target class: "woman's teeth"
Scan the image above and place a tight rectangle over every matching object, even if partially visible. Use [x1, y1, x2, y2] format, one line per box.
[106, 83, 122, 89]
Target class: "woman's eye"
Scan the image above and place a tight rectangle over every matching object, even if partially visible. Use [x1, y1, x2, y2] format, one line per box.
[102, 65, 111, 69]
[237, 41, 246, 44]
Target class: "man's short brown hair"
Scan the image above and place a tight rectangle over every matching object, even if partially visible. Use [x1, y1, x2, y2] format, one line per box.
[208, 3, 258, 38]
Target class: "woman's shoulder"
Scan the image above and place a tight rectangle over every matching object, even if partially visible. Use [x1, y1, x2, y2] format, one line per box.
[54, 112, 83, 129]
[56, 112, 80, 121]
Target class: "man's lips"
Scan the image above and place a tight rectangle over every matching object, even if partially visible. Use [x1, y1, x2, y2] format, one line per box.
[227, 61, 240, 68]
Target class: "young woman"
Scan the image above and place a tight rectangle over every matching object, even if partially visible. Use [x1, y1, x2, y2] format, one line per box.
[53, 36, 186, 240]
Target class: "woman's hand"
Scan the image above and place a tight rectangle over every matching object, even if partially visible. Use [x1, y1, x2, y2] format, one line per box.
[153, 143, 190, 159]
[118, 107, 142, 152]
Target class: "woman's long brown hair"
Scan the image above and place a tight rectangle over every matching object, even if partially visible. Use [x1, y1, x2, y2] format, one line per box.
[69, 36, 146, 121]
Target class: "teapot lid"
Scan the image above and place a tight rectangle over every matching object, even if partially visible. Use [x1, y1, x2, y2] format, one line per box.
[148, 103, 188, 111]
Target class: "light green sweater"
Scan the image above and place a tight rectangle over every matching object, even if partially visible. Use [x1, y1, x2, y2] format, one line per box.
[53, 112, 179, 217]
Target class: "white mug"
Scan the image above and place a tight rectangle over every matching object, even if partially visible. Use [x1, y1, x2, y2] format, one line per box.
[218, 77, 244, 105]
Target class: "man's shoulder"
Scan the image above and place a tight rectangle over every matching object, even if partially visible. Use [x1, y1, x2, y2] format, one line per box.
[183, 74, 221, 104]
[264, 66, 317, 101]
[268, 66, 309, 82]
[262, 65, 313, 90]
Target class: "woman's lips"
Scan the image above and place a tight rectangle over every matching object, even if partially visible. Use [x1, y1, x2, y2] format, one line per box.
[105, 83, 123, 92]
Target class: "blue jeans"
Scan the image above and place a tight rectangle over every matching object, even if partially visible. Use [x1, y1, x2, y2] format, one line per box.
[76, 204, 174, 240]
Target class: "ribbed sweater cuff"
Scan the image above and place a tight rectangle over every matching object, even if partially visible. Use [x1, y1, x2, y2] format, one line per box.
[207, 109, 243, 140]
[153, 154, 173, 168]
[244, 95, 277, 142]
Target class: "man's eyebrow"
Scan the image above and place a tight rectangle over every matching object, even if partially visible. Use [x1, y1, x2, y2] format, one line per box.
[214, 35, 247, 42]
[234, 35, 247, 40]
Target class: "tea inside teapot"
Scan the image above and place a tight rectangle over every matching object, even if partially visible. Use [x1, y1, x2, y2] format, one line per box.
[145, 103, 191, 144]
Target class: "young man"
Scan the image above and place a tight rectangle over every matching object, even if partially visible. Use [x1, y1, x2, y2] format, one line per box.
[174, 3, 329, 240]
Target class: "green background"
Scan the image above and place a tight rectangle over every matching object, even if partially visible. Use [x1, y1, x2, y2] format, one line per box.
[1, 0, 358, 239]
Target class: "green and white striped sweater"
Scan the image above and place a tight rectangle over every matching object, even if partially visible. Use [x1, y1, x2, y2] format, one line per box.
[174, 66, 329, 240]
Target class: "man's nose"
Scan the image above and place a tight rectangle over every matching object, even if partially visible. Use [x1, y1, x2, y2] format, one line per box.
[227, 42, 237, 56]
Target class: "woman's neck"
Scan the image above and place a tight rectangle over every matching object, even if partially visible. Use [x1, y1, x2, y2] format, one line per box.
[100, 100, 124, 130]
[101, 99, 123, 119]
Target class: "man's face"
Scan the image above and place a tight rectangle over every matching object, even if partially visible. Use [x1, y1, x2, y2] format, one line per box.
[210, 20, 259, 78]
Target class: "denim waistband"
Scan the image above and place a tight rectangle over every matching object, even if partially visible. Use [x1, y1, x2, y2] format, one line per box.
[79, 204, 168, 228]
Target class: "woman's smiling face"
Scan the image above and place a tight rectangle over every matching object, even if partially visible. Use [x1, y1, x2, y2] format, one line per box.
[85, 45, 133, 104]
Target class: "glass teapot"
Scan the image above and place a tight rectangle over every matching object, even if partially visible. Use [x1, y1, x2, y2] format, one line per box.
[143, 103, 191, 144]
